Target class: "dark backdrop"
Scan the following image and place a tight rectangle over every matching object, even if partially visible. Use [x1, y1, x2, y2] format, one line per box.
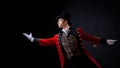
[13, 0, 120, 68]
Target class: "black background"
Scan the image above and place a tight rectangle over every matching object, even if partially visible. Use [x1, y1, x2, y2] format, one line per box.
[5, 0, 120, 68]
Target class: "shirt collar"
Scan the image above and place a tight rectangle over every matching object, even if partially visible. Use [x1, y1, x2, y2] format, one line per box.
[62, 26, 70, 35]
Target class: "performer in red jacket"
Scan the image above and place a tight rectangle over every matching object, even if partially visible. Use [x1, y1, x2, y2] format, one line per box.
[23, 12, 117, 68]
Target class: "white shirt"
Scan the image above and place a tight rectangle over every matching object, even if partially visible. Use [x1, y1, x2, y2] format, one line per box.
[62, 27, 70, 36]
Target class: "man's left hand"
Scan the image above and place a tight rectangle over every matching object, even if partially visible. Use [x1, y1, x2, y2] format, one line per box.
[107, 39, 118, 45]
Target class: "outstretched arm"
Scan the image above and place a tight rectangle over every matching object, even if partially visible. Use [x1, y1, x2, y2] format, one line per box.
[23, 33, 56, 46]
[83, 31, 118, 47]
[77, 28, 118, 47]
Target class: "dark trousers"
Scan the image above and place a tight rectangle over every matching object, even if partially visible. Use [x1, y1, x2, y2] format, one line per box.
[64, 54, 98, 68]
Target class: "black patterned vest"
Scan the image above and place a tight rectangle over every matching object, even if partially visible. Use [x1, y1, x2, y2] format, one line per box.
[59, 27, 83, 59]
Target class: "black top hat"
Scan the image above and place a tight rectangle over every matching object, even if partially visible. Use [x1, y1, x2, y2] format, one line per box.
[56, 12, 71, 21]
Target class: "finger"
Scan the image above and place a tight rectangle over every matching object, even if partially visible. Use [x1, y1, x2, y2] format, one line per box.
[30, 32, 32, 36]
[23, 33, 29, 37]
[23, 33, 27, 36]
[113, 40, 118, 42]
[108, 39, 118, 42]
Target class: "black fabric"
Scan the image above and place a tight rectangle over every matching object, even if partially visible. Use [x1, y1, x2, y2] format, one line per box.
[100, 38, 107, 45]
[69, 53, 98, 68]
[56, 12, 71, 21]
[33, 38, 38, 43]
[56, 12, 72, 26]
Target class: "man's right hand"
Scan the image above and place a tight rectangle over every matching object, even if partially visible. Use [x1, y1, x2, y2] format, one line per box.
[23, 32, 34, 42]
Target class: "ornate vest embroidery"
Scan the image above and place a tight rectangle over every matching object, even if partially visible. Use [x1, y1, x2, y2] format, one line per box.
[60, 29, 83, 59]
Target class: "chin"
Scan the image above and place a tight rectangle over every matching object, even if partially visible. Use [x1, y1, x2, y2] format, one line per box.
[58, 26, 61, 28]
[58, 27, 61, 28]
[58, 26, 62, 28]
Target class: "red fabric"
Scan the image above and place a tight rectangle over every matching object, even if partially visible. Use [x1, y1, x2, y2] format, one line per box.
[38, 28, 102, 68]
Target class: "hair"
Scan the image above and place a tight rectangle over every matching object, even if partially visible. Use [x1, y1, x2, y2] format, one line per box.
[67, 20, 72, 26]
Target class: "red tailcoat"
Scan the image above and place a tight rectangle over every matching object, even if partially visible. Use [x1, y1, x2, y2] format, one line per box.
[38, 28, 102, 68]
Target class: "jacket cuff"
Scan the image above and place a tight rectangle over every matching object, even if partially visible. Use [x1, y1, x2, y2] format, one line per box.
[33, 38, 38, 43]
[100, 38, 107, 45]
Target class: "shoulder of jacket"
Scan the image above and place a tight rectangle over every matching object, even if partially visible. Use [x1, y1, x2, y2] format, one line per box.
[76, 27, 83, 31]
[54, 34, 59, 37]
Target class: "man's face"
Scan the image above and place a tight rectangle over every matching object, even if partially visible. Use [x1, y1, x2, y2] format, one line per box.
[57, 18, 67, 28]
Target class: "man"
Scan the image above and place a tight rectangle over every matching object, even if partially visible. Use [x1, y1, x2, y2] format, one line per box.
[23, 12, 117, 68]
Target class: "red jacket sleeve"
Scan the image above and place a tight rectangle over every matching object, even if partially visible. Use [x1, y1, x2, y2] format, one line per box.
[37, 35, 57, 46]
[77, 28, 101, 44]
